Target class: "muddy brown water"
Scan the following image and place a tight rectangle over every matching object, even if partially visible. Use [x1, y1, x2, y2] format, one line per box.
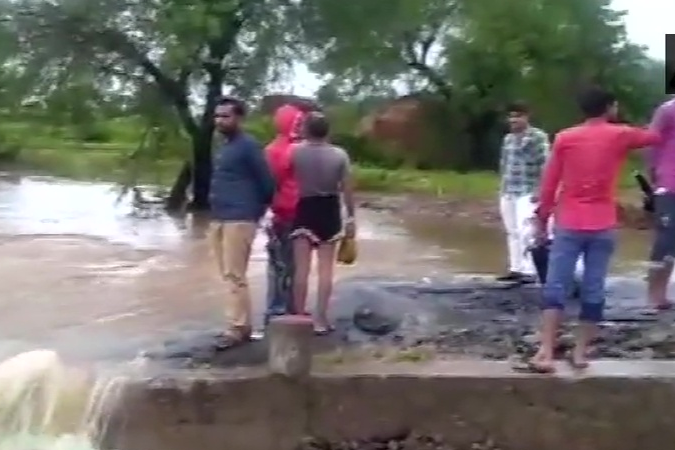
[402, 209, 653, 277]
[0, 172, 452, 363]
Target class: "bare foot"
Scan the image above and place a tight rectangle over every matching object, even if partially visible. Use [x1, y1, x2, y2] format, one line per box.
[655, 300, 674, 311]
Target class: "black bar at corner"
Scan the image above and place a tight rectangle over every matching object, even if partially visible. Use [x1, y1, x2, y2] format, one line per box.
[667, 34, 675, 94]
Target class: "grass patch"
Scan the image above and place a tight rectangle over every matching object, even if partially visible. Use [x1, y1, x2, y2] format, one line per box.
[353, 166, 498, 198]
[11, 145, 180, 185]
[4, 142, 648, 199]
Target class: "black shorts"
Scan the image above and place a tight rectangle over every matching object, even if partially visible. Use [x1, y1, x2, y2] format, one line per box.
[649, 191, 675, 265]
[291, 195, 342, 244]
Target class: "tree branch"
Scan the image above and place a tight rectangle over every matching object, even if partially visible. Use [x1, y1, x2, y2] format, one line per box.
[401, 32, 453, 101]
[104, 31, 198, 139]
[198, 1, 251, 131]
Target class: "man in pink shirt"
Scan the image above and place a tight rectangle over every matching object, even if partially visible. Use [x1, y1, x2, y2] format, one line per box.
[526, 87, 660, 373]
[645, 98, 675, 313]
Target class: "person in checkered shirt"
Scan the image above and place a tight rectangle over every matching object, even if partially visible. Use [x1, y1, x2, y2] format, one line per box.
[497, 101, 550, 285]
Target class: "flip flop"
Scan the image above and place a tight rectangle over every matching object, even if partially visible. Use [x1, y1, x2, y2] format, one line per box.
[214, 333, 250, 350]
[511, 359, 556, 374]
[641, 302, 674, 315]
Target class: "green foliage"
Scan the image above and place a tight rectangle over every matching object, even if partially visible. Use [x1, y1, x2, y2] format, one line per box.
[0, 0, 668, 190]
[297, 0, 667, 170]
[245, 115, 276, 143]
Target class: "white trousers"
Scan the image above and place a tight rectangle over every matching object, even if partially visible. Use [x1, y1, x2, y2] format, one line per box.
[499, 194, 536, 275]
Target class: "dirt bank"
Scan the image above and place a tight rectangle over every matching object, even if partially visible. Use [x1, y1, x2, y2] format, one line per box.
[358, 192, 653, 230]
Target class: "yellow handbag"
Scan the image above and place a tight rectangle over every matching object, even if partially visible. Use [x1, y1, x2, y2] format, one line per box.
[337, 236, 357, 264]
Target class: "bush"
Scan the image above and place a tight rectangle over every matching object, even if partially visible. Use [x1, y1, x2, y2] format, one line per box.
[80, 127, 112, 143]
[332, 133, 403, 169]
[0, 134, 23, 162]
[246, 115, 276, 143]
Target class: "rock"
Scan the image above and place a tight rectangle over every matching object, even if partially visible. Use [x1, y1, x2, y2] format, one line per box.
[353, 305, 401, 336]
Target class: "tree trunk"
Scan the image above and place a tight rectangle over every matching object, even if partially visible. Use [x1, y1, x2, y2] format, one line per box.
[188, 65, 222, 211]
[165, 161, 192, 212]
[465, 111, 501, 170]
[189, 131, 213, 211]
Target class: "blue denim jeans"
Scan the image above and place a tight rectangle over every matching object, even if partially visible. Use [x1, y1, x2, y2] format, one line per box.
[542, 228, 616, 322]
[265, 221, 294, 324]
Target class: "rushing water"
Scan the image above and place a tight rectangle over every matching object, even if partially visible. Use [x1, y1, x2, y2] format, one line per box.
[0, 350, 134, 450]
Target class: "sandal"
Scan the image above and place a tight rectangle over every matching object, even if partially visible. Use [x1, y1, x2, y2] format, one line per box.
[511, 359, 556, 374]
[656, 302, 674, 311]
[313, 325, 335, 336]
[214, 331, 250, 350]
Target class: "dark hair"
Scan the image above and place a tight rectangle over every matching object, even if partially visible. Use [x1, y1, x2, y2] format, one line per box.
[217, 96, 247, 117]
[577, 86, 616, 118]
[304, 112, 330, 139]
[506, 101, 529, 115]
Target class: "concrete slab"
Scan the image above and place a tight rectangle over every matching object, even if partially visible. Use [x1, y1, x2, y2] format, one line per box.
[103, 360, 675, 450]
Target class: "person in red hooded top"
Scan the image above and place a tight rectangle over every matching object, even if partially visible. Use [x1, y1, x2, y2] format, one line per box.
[263, 102, 316, 324]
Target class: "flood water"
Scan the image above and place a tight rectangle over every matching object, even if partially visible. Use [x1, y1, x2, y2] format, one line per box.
[0, 172, 656, 363]
[0, 171, 660, 449]
[0, 172, 453, 363]
[403, 208, 653, 277]
[0, 172, 461, 449]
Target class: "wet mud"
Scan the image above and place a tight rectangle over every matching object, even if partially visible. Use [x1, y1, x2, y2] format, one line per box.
[143, 275, 675, 369]
[298, 430, 502, 450]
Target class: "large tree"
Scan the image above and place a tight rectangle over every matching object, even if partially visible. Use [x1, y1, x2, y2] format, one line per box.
[7, 0, 296, 210]
[297, 0, 665, 169]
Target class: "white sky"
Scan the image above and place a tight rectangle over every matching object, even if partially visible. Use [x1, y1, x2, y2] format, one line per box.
[288, 1, 674, 96]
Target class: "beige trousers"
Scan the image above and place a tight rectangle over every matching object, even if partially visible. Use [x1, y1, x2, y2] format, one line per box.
[210, 221, 257, 333]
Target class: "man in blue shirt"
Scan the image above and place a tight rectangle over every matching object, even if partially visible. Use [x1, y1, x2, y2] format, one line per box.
[209, 96, 275, 346]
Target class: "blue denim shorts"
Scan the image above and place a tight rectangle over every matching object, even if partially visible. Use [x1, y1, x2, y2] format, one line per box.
[542, 228, 616, 322]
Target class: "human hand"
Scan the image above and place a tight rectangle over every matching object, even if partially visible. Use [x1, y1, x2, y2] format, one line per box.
[533, 219, 547, 246]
